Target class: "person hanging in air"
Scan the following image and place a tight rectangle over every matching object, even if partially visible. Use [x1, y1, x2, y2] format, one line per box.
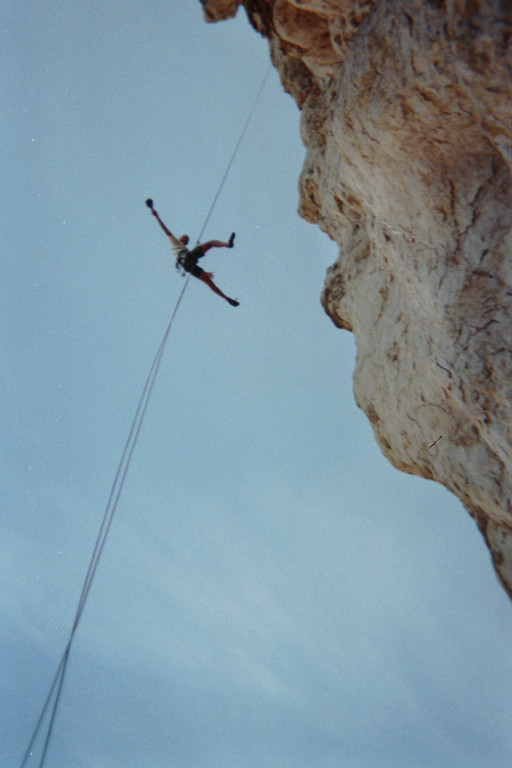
[146, 199, 239, 307]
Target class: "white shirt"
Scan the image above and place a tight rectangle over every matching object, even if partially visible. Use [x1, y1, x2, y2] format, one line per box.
[168, 233, 188, 266]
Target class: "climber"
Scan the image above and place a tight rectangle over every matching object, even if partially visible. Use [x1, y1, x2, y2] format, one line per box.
[145, 199, 239, 307]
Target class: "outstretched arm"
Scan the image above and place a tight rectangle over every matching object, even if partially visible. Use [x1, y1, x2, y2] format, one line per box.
[151, 208, 173, 238]
[146, 198, 174, 237]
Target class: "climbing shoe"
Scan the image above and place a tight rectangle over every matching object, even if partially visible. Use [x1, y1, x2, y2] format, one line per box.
[227, 298, 239, 307]
[228, 232, 235, 248]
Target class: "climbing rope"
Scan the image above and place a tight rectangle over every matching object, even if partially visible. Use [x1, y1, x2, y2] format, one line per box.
[19, 62, 271, 768]
[197, 62, 272, 243]
[19, 277, 190, 768]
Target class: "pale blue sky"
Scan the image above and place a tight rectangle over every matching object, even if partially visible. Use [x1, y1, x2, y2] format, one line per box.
[3, 2, 512, 767]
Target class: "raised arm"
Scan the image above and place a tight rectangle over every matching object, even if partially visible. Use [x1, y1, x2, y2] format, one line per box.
[145, 198, 173, 237]
[153, 209, 174, 237]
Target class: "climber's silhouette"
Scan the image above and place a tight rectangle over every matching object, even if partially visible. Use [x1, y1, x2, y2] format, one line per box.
[146, 199, 239, 307]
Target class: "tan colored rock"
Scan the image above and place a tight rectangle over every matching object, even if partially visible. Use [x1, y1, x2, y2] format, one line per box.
[204, 0, 512, 599]
[201, 0, 241, 23]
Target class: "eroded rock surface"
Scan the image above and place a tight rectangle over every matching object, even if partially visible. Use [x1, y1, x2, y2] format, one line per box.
[203, 0, 512, 598]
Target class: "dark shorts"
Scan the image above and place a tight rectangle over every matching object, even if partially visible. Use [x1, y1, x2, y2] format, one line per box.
[182, 245, 205, 278]
[188, 263, 204, 278]
[187, 245, 204, 260]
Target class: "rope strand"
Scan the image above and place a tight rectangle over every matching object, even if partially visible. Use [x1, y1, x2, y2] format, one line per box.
[20, 62, 271, 768]
[197, 63, 272, 243]
[20, 275, 190, 768]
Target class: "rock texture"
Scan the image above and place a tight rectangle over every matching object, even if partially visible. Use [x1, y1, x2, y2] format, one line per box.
[203, 0, 512, 599]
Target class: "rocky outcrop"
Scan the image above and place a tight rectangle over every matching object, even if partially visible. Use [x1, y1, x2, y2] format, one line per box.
[203, 0, 512, 599]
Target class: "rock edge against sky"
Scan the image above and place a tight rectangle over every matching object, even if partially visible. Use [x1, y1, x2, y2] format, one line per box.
[203, 0, 512, 599]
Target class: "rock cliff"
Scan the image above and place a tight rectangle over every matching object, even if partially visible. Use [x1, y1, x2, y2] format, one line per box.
[203, 0, 512, 599]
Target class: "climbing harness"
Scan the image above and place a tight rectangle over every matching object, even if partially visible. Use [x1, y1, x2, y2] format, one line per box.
[19, 61, 272, 768]
[175, 247, 200, 276]
[175, 248, 189, 275]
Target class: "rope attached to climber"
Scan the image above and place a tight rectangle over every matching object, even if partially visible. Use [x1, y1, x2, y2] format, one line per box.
[19, 62, 271, 768]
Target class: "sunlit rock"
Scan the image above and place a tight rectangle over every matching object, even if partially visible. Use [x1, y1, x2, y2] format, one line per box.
[204, 0, 512, 599]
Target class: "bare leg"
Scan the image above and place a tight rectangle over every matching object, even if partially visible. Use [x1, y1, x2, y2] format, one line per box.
[200, 233, 235, 254]
[200, 240, 229, 253]
[199, 272, 239, 306]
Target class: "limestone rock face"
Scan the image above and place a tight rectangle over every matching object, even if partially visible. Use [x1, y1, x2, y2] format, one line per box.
[204, 0, 512, 599]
